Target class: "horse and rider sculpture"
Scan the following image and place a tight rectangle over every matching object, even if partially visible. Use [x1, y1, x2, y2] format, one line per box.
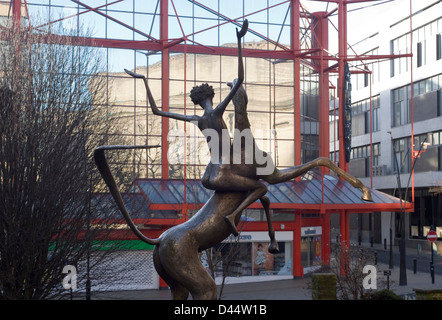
[94, 20, 372, 300]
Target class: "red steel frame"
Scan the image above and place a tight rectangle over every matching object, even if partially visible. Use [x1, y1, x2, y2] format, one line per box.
[7, 0, 415, 280]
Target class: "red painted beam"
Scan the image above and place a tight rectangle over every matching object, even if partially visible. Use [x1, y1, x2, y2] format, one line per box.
[72, 0, 157, 40]
[12, 0, 21, 31]
[338, 0, 348, 172]
[160, 0, 169, 179]
[239, 221, 296, 232]
[293, 212, 302, 277]
[146, 196, 413, 212]
[145, 201, 413, 214]
[292, 0, 302, 169]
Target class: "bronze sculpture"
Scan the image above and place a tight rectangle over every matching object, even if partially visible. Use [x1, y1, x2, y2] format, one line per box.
[219, 78, 373, 238]
[94, 19, 373, 300]
[124, 20, 279, 252]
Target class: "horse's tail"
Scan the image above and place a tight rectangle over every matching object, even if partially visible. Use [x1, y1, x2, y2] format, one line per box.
[94, 145, 161, 246]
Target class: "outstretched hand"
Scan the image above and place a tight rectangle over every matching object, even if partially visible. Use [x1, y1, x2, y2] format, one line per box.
[236, 19, 248, 39]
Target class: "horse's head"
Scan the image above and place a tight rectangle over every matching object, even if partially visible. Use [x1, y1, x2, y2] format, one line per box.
[226, 78, 248, 111]
[227, 79, 251, 131]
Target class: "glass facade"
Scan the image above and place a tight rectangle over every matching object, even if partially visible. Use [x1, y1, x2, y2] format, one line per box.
[300, 63, 319, 163]
[7, 0, 320, 181]
[392, 73, 442, 127]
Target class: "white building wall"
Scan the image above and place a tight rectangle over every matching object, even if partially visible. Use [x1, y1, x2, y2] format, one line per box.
[330, 0, 442, 245]
[334, 0, 442, 190]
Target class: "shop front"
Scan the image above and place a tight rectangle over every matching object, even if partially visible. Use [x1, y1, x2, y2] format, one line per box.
[201, 231, 294, 284]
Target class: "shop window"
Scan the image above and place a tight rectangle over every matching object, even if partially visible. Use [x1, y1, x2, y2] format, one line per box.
[210, 240, 293, 278]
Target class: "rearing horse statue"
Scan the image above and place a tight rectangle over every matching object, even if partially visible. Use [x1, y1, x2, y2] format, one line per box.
[94, 20, 373, 300]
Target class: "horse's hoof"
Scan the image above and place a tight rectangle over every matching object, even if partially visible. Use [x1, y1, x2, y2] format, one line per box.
[268, 242, 279, 254]
[361, 188, 373, 202]
[225, 216, 239, 237]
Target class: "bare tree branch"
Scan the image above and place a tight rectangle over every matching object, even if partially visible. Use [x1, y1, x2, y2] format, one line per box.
[0, 20, 130, 300]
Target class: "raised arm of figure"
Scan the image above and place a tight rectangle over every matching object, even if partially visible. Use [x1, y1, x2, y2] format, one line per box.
[125, 69, 199, 123]
[214, 19, 248, 116]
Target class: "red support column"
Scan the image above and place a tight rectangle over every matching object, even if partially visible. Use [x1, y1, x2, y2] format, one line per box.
[160, 0, 170, 179]
[339, 210, 350, 276]
[291, 0, 301, 169]
[13, 0, 22, 26]
[322, 212, 331, 266]
[338, 0, 348, 172]
[339, 210, 349, 247]
[293, 212, 303, 278]
[11, 0, 22, 93]
[336, 1, 350, 251]
[312, 12, 330, 162]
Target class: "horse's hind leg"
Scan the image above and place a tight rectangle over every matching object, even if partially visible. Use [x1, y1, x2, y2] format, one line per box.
[260, 196, 279, 254]
[316, 158, 373, 201]
[153, 246, 189, 300]
[224, 181, 268, 236]
[158, 241, 217, 300]
[171, 250, 217, 300]
[187, 267, 217, 300]
[171, 283, 190, 300]
[263, 157, 373, 202]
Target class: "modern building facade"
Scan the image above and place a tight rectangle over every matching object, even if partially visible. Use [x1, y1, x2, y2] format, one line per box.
[336, 0, 442, 250]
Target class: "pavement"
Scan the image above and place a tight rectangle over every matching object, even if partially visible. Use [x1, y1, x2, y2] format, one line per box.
[89, 266, 438, 300]
[90, 277, 311, 300]
[86, 242, 442, 301]
[359, 242, 442, 299]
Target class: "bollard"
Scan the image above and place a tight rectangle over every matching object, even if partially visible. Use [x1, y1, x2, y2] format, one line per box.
[384, 270, 391, 290]
[413, 259, 417, 274]
[430, 262, 435, 284]
[311, 273, 337, 300]
[384, 238, 387, 250]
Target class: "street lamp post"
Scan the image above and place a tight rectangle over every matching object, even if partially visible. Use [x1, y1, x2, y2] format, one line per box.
[388, 131, 429, 286]
[388, 131, 407, 286]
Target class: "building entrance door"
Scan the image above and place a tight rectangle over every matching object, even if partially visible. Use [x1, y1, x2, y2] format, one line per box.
[301, 235, 322, 267]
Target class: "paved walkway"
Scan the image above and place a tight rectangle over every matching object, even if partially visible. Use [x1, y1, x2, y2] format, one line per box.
[89, 264, 440, 300]
[373, 262, 439, 298]
[86, 243, 441, 300]
[90, 277, 312, 300]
